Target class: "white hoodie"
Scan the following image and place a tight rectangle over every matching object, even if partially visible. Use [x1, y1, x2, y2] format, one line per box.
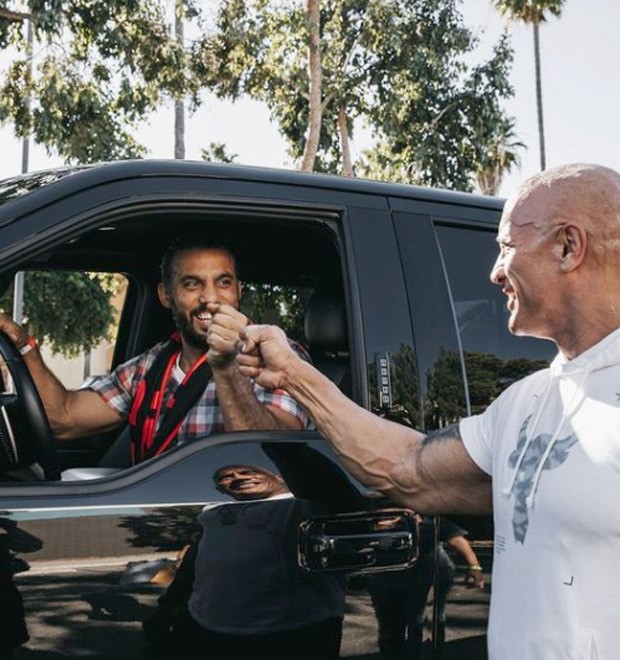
[461, 328, 620, 660]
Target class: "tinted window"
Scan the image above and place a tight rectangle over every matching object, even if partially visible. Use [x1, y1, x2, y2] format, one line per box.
[435, 224, 555, 414]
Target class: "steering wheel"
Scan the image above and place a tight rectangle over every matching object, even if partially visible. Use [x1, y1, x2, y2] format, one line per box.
[0, 332, 56, 476]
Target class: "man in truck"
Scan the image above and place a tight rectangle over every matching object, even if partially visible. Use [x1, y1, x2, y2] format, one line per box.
[0, 238, 309, 466]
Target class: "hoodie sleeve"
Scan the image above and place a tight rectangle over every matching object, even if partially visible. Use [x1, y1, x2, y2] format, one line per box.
[459, 405, 498, 476]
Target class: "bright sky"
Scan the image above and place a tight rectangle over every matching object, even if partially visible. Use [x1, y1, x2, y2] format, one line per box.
[0, 0, 618, 199]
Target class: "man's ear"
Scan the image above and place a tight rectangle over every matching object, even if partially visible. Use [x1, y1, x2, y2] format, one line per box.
[558, 224, 587, 272]
[157, 282, 172, 309]
[274, 474, 289, 492]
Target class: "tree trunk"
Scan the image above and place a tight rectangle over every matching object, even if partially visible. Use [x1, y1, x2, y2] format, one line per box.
[0, 8, 30, 21]
[338, 105, 353, 176]
[22, 19, 33, 175]
[174, 0, 185, 160]
[476, 166, 501, 197]
[533, 21, 546, 171]
[299, 0, 322, 172]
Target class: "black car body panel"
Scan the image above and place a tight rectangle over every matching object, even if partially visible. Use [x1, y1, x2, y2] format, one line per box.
[0, 160, 555, 659]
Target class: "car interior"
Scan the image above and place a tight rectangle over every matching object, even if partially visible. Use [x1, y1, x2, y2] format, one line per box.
[0, 206, 352, 482]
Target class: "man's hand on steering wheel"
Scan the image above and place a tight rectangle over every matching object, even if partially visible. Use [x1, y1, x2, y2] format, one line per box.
[0, 315, 56, 478]
[0, 314, 33, 355]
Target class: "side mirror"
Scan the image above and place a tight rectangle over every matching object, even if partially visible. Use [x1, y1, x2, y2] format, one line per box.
[298, 509, 418, 573]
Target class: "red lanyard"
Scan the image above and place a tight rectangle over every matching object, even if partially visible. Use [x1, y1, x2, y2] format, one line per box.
[142, 351, 209, 450]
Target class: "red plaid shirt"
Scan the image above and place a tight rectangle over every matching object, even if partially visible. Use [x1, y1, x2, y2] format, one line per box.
[88, 339, 311, 444]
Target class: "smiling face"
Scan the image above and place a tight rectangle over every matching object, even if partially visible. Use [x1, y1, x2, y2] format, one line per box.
[158, 247, 241, 351]
[214, 465, 288, 501]
[490, 164, 620, 356]
[490, 188, 563, 339]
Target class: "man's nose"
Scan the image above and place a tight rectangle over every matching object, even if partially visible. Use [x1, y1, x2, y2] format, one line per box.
[489, 256, 504, 285]
[199, 284, 219, 304]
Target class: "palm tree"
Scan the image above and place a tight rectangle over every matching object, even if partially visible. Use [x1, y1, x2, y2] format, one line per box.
[492, 0, 565, 171]
[174, 0, 185, 159]
[475, 118, 526, 196]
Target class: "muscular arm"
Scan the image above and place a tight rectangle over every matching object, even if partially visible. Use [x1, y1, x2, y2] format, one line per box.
[211, 363, 303, 431]
[23, 348, 124, 440]
[207, 304, 303, 432]
[237, 325, 492, 515]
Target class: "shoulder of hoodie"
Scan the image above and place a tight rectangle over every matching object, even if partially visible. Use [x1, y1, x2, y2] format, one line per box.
[488, 364, 552, 413]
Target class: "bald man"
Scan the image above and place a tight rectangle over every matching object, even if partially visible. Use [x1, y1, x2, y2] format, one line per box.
[147, 463, 347, 660]
[236, 163, 620, 659]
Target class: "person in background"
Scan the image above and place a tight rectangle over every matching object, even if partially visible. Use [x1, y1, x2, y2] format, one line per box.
[368, 512, 485, 660]
[0, 517, 42, 659]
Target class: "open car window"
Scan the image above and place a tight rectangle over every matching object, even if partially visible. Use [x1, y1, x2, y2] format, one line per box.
[1, 270, 130, 389]
[0, 203, 351, 485]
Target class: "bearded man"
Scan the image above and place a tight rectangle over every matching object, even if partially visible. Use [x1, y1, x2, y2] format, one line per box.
[0, 237, 309, 464]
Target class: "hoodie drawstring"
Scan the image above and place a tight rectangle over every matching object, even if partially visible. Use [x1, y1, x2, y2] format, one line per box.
[525, 370, 588, 510]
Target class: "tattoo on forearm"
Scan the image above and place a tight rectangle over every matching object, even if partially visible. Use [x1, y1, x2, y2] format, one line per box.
[423, 423, 462, 445]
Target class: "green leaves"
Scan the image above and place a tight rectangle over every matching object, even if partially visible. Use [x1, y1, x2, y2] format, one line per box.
[240, 283, 306, 344]
[492, 0, 565, 24]
[1, 0, 525, 192]
[25, 57, 145, 162]
[0, 271, 122, 357]
[0, 0, 195, 164]
[356, 3, 518, 191]
[205, 0, 521, 191]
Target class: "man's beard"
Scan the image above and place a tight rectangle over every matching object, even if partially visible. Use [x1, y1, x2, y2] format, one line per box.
[170, 301, 208, 351]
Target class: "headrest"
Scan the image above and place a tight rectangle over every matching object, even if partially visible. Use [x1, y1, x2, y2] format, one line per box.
[304, 288, 348, 352]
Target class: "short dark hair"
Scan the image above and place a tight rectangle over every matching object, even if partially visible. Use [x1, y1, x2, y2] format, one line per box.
[159, 237, 239, 292]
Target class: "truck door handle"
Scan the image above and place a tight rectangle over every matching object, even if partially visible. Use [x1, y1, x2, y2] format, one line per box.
[298, 509, 418, 573]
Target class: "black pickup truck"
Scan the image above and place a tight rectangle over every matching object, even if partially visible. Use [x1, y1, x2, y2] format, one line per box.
[0, 160, 555, 659]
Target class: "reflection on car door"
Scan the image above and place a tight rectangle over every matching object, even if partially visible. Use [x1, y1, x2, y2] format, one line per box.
[0, 437, 389, 659]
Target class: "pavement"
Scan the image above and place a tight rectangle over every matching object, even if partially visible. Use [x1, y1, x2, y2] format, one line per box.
[10, 548, 492, 660]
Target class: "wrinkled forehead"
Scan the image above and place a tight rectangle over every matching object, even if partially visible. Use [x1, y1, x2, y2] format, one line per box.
[498, 184, 560, 238]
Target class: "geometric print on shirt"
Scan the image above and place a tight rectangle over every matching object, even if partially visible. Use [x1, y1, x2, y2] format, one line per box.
[507, 415, 579, 544]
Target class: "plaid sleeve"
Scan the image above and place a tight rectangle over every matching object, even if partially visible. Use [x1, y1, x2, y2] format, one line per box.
[252, 338, 313, 429]
[87, 346, 160, 418]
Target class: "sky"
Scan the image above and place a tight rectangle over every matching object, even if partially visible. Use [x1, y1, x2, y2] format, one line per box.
[0, 0, 618, 199]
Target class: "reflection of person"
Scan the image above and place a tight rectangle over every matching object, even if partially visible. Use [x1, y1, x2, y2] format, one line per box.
[144, 458, 352, 660]
[237, 163, 620, 658]
[0, 518, 42, 659]
[0, 239, 309, 465]
[213, 463, 289, 499]
[369, 514, 484, 660]
[0, 531, 28, 659]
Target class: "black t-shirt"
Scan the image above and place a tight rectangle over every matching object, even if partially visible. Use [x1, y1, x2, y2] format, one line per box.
[187, 496, 346, 634]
